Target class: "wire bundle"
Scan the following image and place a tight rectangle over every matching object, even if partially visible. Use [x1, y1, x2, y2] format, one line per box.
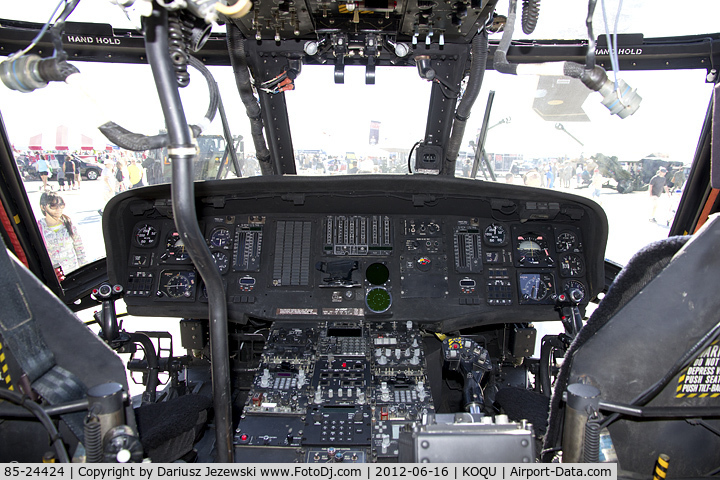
[259, 70, 296, 94]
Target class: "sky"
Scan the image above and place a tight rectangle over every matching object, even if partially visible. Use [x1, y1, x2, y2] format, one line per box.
[0, 1, 717, 164]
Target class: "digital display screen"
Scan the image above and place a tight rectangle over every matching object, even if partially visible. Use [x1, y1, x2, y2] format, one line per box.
[327, 328, 362, 337]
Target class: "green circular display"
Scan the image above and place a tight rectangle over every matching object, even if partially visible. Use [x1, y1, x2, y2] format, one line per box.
[365, 287, 392, 313]
[366, 263, 390, 285]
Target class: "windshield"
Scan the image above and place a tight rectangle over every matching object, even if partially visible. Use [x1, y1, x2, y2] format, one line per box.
[0, 0, 716, 277]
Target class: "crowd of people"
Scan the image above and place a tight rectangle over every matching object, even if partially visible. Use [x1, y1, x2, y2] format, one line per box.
[98, 156, 146, 215]
[16, 149, 148, 277]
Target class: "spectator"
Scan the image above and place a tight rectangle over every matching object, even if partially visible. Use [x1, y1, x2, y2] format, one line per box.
[99, 159, 116, 215]
[648, 167, 669, 223]
[63, 155, 76, 190]
[56, 159, 66, 191]
[37, 192, 86, 273]
[115, 159, 131, 193]
[127, 158, 145, 188]
[36, 154, 51, 191]
[72, 154, 82, 190]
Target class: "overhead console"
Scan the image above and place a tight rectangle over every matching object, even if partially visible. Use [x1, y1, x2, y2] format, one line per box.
[103, 176, 608, 328]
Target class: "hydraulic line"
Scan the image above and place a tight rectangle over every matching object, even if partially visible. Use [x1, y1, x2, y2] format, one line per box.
[444, 29, 488, 175]
[143, 7, 233, 463]
[226, 24, 274, 175]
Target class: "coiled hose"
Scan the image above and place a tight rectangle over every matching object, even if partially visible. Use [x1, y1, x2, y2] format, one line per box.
[521, 0, 540, 35]
[168, 12, 190, 87]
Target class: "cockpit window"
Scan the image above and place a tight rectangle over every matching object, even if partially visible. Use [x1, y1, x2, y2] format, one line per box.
[0, 60, 259, 276]
[455, 68, 712, 265]
[0, 0, 716, 276]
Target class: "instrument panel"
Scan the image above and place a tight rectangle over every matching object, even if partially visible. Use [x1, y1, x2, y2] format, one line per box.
[105, 176, 607, 327]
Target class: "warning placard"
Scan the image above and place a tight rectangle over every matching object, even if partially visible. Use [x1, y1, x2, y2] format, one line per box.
[677, 341, 720, 398]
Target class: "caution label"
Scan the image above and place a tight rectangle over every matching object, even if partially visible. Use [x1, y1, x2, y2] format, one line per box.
[677, 341, 720, 398]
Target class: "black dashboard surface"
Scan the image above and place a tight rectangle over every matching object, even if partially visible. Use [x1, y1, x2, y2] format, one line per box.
[103, 175, 608, 330]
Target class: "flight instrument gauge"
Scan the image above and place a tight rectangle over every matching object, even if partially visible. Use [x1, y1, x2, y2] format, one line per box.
[212, 251, 229, 274]
[134, 224, 159, 247]
[165, 231, 190, 261]
[209, 227, 232, 248]
[563, 280, 586, 302]
[515, 232, 553, 267]
[483, 223, 508, 246]
[559, 254, 584, 277]
[158, 270, 196, 300]
[518, 273, 555, 304]
[366, 287, 392, 314]
[555, 231, 577, 253]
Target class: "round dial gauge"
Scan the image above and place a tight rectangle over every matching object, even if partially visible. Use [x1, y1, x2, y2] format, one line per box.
[366, 287, 392, 313]
[516, 233, 552, 266]
[563, 280, 586, 302]
[166, 231, 189, 261]
[484, 223, 507, 246]
[559, 254, 585, 277]
[519, 273, 555, 303]
[164, 272, 194, 298]
[556, 231, 577, 253]
[209, 227, 231, 248]
[134, 224, 159, 247]
[366, 263, 390, 285]
[212, 251, 229, 274]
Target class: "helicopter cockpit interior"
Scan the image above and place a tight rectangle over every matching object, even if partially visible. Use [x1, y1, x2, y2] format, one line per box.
[0, 0, 719, 474]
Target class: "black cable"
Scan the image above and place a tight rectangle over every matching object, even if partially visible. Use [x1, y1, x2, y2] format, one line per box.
[143, 6, 233, 463]
[601, 319, 720, 429]
[435, 78, 460, 99]
[0, 388, 70, 463]
[98, 57, 217, 151]
[49, 0, 81, 57]
[444, 29, 489, 174]
[695, 418, 720, 437]
[187, 55, 220, 124]
[226, 25, 274, 175]
[585, 0, 598, 70]
[407, 140, 422, 173]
